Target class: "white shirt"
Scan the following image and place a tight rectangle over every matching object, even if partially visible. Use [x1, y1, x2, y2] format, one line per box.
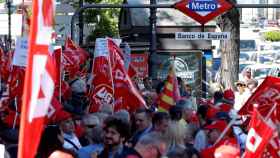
[234, 89, 251, 111]
[63, 133, 82, 151]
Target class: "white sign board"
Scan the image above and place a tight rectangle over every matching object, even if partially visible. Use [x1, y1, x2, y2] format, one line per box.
[94, 38, 109, 57]
[12, 36, 28, 67]
[122, 42, 131, 70]
[175, 32, 230, 40]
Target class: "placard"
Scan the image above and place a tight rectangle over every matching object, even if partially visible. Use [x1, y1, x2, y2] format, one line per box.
[130, 53, 148, 78]
[12, 36, 28, 67]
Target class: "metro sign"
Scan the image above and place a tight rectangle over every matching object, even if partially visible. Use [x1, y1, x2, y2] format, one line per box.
[174, 0, 233, 24]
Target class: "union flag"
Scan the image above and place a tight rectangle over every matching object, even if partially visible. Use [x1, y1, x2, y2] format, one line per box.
[17, 0, 56, 157]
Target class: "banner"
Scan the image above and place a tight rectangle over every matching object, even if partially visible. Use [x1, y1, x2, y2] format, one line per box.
[130, 53, 149, 78]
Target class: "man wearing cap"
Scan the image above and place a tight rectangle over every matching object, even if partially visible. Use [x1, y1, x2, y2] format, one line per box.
[200, 120, 240, 158]
[59, 112, 82, 152]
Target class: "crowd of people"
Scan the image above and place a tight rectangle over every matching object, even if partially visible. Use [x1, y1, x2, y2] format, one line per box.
[0, 62, 272, 158]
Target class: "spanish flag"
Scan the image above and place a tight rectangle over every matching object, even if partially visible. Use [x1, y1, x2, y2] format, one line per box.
[158, 65, 181, 111]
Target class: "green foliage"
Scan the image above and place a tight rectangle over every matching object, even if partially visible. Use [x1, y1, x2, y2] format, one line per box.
[0, 0, 4, 3]
[264, 31, 280, 42]
[82, 0, 122, 43]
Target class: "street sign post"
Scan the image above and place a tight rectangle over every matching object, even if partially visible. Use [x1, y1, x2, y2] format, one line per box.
[175, 32, 230, 40]
[174, 0, 233, 24]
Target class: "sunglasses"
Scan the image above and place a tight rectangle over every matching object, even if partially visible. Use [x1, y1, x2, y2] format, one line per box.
[236, 84, 246, 87]
[86, 124, 96, 128]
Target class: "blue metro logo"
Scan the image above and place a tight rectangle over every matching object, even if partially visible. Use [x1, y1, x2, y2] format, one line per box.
[174, 0, 233, 24]
[188, 0, 218, 12]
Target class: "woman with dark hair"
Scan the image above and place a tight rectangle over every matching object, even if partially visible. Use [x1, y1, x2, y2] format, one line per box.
[36, 125, 77, 158]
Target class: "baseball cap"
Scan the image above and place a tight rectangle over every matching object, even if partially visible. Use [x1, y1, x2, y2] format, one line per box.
[204, 120, 227, 132]
[235, 81, 246, 86]
[223, 89, 235, 101]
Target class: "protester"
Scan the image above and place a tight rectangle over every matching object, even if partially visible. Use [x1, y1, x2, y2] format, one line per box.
[77, 126, 103, 158]
[129, 108, 153, 147]
[240, 68, 252, 83]
[233, 81, 249, 111]
[36, 125, 77, 158]
[79, 114, 100, 146]
[200, 120, 239, 158]
[58, 112, 82, 152]
[245, 78, 258, 93]
[165, 120, 187, 151]
[118, 132, 168, 158]
[151, 112, 170, 134]
[113, 110, 130, 123]
[166, 145, 189, 158]
[193, 105, 208, 152]
[143, 77, 153, 91]
[98, 116, 130, 158]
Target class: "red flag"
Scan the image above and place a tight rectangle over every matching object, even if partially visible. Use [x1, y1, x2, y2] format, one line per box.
[107, 38, 146, 112]
[64, 37, 89, 65]
[53, 47, 62, 83]
[89, 38, 114, 112]
[238, 76, 280, 158]
[244, 108, 274, 158]
[239, 76, 280, 116]
[18, 0, 56, 157]
[47, 97, 64, 124]
[157, 65, 181, 111]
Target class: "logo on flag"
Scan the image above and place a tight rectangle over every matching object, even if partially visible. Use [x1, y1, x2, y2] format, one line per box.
[246, 128, 263, 153]
[244, 108, 274, 158]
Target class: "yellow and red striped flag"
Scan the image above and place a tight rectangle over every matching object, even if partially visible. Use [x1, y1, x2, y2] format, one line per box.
[158, 65, 181, 111]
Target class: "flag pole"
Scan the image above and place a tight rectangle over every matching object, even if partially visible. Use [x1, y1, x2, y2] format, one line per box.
[106, 39, 115, 112]
[21, 0, 25, 36]
[213, 117, 236, 145]
[59, 47, 62, 103]
[264, 103, 277, 121]
[13, 97, 18, 129]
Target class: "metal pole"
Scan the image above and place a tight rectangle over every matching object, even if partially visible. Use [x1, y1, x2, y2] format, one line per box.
[149, 0, 157, 76]
[7, 0, 11, 50]
[79, 0, 83, 46]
